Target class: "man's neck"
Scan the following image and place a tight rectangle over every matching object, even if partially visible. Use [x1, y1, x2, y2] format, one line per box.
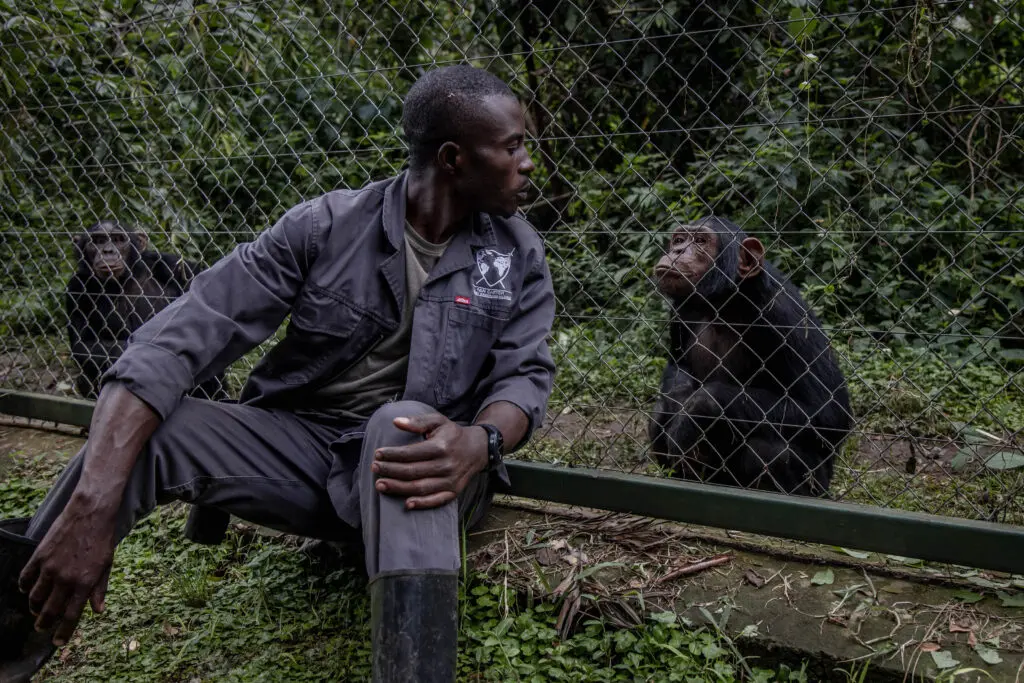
[405, 169, 469, 244]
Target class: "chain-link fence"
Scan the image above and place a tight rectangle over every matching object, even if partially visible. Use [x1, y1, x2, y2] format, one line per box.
[1, 2, 1022, 533]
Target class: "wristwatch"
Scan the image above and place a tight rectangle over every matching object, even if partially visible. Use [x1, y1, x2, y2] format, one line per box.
[477, 423, 505, 471]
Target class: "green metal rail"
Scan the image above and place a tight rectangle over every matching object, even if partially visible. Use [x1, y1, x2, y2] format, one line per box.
[3, 389, 1023, 575]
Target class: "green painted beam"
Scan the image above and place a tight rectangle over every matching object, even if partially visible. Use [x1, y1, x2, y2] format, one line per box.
[504, 460, 1024, 575]
[0, 390, 94, 428]
[3, 390, 1023, 575]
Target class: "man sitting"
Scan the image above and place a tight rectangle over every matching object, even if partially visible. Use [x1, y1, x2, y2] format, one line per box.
[0, 64, 555, 683]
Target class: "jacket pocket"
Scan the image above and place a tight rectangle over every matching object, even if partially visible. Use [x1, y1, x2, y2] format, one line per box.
[264, 288, 378, 385]
[434, 306, 505, 406]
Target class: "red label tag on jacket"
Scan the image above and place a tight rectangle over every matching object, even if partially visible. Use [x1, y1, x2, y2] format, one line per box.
[455, 295, 471, 305]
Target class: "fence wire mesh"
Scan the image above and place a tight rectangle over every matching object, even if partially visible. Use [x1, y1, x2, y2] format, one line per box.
[1, 1, 1022, 530]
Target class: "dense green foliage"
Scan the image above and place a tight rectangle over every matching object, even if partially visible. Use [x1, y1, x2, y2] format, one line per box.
[1, 1, 1021, 345]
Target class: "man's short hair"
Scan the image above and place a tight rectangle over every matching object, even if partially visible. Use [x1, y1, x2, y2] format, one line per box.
[402, 65, 516, 170]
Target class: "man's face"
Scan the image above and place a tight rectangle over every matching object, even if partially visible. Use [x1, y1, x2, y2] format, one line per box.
[456, 95, 535, 218]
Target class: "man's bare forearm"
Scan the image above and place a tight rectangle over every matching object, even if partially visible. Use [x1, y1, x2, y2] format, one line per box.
[474, 401, 529, 453]
[73, 382, 162, 511]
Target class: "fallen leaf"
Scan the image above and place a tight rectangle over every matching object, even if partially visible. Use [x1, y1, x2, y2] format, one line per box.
[948, 620, 971, 634]
[968, 631, 978, 648]
[738, 624, 760, 638]
[952, 590, 985, 604]
[744, 569, 765, 588]
[919, 642, 941, 652]
[563, 549, 588, 567]
[839, 548, 872, 560]
[930, 650, 959, 670]
[811, 569, 835, 586]
[162, 623, 180, 637]
[974, 644, 1003, 665]
[996, 591, 1024, 608]
[535, 548, 559, 566]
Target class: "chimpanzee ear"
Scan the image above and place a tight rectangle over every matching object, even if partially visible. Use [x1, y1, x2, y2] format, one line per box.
[738, 237, 765, 280]
[132, 231, 149, 252]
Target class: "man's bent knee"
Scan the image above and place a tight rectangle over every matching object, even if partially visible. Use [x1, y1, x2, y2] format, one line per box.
[365, 400, 436, 436]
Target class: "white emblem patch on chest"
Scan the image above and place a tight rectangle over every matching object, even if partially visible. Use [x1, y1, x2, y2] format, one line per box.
[474, 248, 515, 301]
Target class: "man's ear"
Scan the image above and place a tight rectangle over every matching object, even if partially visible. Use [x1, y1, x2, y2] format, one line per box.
[738, 236, 765, 280]
[436, 141, 461, 175]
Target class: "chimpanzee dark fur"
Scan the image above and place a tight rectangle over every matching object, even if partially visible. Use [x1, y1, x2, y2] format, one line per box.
[648, 216, 853, 496]
[66, 220, 227, 401]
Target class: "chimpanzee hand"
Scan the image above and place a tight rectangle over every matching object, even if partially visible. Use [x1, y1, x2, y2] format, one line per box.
[18, 496, 118, 646]
[371, 413, 489, 510]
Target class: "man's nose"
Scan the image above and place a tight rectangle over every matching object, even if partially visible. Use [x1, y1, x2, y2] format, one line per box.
[519, 153, 536, 175]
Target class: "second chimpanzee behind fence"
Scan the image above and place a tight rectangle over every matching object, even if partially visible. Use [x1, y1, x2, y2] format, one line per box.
[66, 220, 227, 400]
[648, 216, 853, 496]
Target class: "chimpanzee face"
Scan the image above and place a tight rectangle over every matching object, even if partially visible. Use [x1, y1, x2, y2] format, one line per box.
[453, 94, 536, 218]
[654, 224, 719, 299]
[77, 222, 144, 281]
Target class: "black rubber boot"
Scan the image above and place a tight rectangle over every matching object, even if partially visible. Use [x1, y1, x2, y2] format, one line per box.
[183, 505, 231, 546]
[370, 572, 458, 683]
[0, 519, 57, 683]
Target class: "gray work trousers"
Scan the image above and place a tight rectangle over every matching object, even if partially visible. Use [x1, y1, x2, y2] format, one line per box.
[25, 398, 492, 580]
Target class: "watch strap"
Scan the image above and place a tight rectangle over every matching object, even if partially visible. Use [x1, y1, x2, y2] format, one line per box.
[477, 423, 504, 471]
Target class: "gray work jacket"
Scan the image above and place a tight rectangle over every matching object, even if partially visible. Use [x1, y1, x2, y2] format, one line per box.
[105, 172, 556, 457]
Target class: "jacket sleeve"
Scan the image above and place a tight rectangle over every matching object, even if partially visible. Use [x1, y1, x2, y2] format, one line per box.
[101, 200, 324, 419]
[473, 242, 557, 449]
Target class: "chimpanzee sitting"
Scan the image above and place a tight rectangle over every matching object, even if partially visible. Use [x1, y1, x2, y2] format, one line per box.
[66, 220, 227, 401]
[648, 216, 853, 496]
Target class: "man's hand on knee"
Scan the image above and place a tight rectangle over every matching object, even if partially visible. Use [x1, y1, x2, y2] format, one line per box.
[371, 412, 488, 511]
